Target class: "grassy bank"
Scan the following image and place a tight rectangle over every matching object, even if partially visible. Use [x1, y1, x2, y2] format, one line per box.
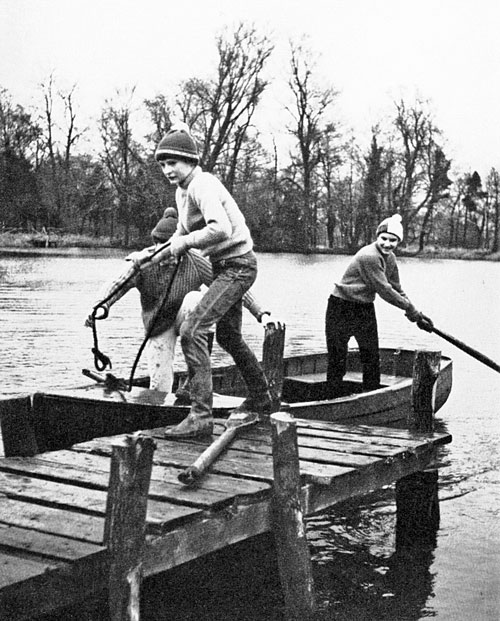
[1, 232, 499, 261]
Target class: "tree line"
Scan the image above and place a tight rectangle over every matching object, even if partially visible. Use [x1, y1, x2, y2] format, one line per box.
[1, 23, 499, 253]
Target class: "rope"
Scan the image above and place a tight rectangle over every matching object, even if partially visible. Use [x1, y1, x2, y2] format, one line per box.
[90, 241, 173, 373]
[126, 256, 182, 391]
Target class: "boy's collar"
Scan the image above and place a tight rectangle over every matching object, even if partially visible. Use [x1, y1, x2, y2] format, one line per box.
[179, 165, 201, 189]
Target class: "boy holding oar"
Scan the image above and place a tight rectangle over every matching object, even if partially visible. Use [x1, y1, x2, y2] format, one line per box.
[326, 214, 433, 397]
[151, 123, 275, 438]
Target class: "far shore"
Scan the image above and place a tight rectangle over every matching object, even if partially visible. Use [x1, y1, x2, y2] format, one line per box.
[0, 233, 498, 261]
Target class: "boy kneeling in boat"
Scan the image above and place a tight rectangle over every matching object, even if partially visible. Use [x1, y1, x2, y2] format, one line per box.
[325, 214, 433, 398]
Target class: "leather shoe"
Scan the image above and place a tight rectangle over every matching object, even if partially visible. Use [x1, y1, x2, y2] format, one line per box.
[164, 415, 213, 438]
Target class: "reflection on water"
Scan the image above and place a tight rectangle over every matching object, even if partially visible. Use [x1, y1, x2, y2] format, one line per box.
[1, 252, 499, 620]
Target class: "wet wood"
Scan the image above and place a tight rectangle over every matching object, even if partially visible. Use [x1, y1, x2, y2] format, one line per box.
[409, 350, 442, 432]
[0, 396, 38, 457]
[397, 350, 442, 547]
[0, 416, 451, 620]
[104, 434, 155, 621]
[271, 412, 315, 620]
[262, 324, 286, 411]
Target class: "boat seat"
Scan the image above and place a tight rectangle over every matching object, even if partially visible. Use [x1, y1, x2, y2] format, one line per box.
[282, 371, 403, 402]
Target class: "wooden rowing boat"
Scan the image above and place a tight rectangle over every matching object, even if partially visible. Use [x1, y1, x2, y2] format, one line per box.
[0, 347, 452, 457]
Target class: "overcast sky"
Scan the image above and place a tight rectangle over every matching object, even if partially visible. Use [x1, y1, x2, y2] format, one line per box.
[1, 0, 499, 178]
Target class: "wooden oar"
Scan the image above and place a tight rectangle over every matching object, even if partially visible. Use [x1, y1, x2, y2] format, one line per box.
[177, 414, 258, 486]
[430, 326, 500, 374]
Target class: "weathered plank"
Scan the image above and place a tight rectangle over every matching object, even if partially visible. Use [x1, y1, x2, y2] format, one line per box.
[0, 475, 200, 533]
[0, 454, 270, 508]
[72, 434, 353, 484]
[0, 496, 104, 543]
[0, 523, 104, 561]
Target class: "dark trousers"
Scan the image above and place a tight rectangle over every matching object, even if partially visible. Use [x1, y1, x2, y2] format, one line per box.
[325, 295, 380, 396]
[179, 251, 269, 418]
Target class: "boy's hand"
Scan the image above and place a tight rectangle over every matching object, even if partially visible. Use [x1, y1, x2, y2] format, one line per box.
[417, 314, 434, 332]
[169, 236, 189, 259]
[128, 247, 155, 266]
[260, 313, 285, 330]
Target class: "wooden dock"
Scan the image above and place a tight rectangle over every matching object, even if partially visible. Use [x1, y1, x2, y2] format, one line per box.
[0, 416, 451, 620]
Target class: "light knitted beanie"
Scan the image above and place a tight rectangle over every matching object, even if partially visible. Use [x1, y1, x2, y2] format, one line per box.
[376, 214, 404, 242]
[155, 122, 199, 163]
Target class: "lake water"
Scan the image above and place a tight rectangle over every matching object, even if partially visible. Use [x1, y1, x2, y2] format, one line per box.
[0, 251, 499, 620]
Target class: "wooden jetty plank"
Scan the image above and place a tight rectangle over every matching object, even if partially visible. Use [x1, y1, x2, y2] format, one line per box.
[0, 454, 270, 509]
[0, 497, 104, 543]
[147, 425, 417, 470]
[0, 523, 104, 562]
[296, 419, 452, 444]
[71, 434, 354, 484]
[173, 424, 435, 460]
[0, 473, 200, 533]
[301, 439, 442, 514]
[146, 427, 382, 468]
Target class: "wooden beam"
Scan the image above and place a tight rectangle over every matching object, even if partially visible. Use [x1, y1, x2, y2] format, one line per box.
[0, 396, 38, 457]
[104, 434, 156, 621]
[271, 412, 316, 620]
[262, 324, 286, 411]
[397, 350, 442, 546]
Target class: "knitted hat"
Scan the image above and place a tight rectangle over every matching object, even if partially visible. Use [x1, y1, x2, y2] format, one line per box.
[155, 122, 199, 163]
[376, 214, 404, 242]
[151, 208, 178, 242]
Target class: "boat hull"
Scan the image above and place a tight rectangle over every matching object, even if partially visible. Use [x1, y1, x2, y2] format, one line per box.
[0, 348, 452, 455]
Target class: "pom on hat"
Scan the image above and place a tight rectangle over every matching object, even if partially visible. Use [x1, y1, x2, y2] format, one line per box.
[151, 208, 178, 242]
[155, 122, 199, 163]
[376, 214, 404, 242]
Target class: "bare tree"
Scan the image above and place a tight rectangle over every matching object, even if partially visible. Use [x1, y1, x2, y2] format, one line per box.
[391, 98, 450, 248]
[175, 23, 273, 189]
[100, 88, 145, 245]
[286, 40, 338, 249]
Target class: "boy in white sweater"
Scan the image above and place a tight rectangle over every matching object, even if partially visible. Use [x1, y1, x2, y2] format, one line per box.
[152, 124, 273, 437]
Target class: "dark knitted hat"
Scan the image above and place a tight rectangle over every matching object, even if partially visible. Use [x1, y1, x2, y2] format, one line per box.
[151, 208, 178, 242]
[155, 122, 199, 163]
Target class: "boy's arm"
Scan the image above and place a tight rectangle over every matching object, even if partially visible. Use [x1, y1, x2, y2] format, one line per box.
[85, 261, 138, 325]
[358, 254, 413, 310]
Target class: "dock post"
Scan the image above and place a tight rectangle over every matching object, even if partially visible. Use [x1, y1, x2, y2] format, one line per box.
[270, 411, 316, 620]
[262, 324, 286, 412]
[396, 350, 441, 546]
[104, 434, 156, 621]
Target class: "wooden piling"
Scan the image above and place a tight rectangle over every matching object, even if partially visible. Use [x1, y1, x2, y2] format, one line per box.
[0, 396, 38, 457]
[270, 411, 316, 620]
[104, 434, 156, 621]
[262, 324, 286, 412]
[396, 350, 442, 546]
[407, 349, 442, 433]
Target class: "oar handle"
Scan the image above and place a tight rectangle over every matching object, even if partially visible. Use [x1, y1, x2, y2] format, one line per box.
[178, 427, 238, 485]
[432, 326, 500, 374]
